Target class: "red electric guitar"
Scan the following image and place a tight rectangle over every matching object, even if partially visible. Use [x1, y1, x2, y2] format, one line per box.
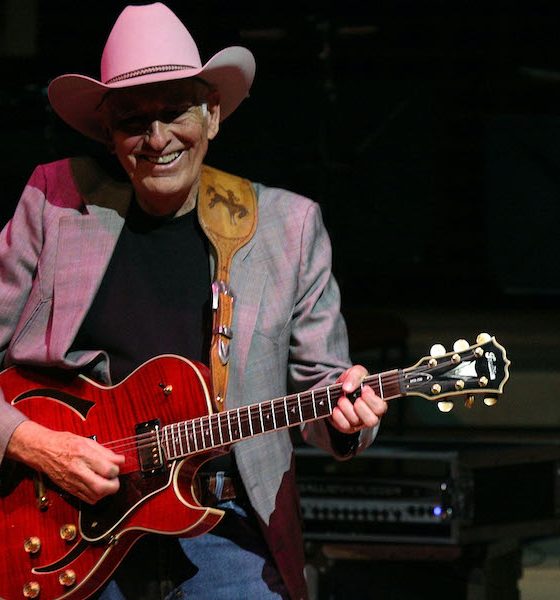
[0, 335, 510, 599]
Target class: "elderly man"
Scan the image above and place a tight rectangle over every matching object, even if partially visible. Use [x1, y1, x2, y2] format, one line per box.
[0, 3, 387, 599]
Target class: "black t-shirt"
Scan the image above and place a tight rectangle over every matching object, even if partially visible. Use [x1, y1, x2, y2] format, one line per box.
[72, 199, 211, 383]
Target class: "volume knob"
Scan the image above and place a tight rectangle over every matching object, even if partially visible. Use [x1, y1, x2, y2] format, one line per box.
[23, 582, 40, 598]
[60, 523, 77, 541]
[23, 537, 41, 554]
[58, 569, 77, 587]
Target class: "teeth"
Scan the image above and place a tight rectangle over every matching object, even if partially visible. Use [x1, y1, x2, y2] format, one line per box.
[146, 151, 181, 164]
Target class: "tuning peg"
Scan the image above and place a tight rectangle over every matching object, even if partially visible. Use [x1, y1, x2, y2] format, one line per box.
[464, 395, 475, 409]
[484, 397, 498, 406]
[453, 339, 470, 352]
[430, 344, 446, 357]
[437, 401, 454, 412]
[476, 332, 492, 344]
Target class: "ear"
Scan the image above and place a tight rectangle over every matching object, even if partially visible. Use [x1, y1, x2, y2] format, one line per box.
[206, 90, 220, 140]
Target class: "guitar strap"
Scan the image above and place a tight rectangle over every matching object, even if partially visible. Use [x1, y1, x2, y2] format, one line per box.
[197, 164, 258, 411]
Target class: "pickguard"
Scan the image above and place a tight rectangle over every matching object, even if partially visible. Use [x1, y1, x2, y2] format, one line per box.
[80, 467, 174, 541]
[12, 387, 95, 419]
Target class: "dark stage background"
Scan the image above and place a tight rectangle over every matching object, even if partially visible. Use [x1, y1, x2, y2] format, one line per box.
[1, 1, 559, 427]
[2, 2, 560, 597]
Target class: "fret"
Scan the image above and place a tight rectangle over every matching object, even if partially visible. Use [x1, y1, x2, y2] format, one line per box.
[300, 391, 315, 422]
[378, 373, 384, 399]
[227, 409, 234, 442]
[164, 426, 171, 460]
[252, 405, 263, 435]
[271, 400, 277, 430]
[260, 402, 273, 432]
[297, 394, 303, 422]
[236, 407, 244, 439]
[171, 423, 178, 457]
[259, 404, 265, 433]
[190, 420, 197, 452]
[166, 424, 173, 457]
[315, 390, 327, 418]
[201, 417, 211, 449]
[207, 415, 215, 447]
[287, 397, 300, 426]
[207, 414, 214, 448]
[312, 390, 317, 419]
[318, 390, 331, 418]
[188, 420, 197, 452]
[327, 386, 334, 413]
[182, 422, 191, 454]
[177, 423, 184, 456]
[239, 406, 251, 439]
[272, 398, 287, 428]
[194, 418, 204, 451]
[247, 405, 258, 435]
[233, 408, 241, 440]
[283, 397, 289, 426]
[381, 369, 400, 399]
[216, 412, 224, 445]
[247, 406, 254, 437]
[156, 428, 163, 461]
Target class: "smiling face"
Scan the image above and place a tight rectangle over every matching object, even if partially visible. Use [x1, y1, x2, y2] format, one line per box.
[103, 79, 220, 217]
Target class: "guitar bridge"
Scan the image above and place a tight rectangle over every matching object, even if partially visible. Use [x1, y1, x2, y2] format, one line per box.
[135, 420, 165, 475]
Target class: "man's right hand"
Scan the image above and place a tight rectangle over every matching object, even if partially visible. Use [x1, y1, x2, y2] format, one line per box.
[6, 420, 125, 504]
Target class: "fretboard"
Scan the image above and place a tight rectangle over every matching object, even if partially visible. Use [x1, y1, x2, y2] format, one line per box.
[160, 369, 401, 460]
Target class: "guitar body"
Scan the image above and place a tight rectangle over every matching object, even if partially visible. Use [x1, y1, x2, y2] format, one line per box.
[0, 336, 511, 599]
[0, 355, 224, 600]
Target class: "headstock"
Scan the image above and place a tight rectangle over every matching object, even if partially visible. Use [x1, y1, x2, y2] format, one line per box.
[401, 333, 510, 411]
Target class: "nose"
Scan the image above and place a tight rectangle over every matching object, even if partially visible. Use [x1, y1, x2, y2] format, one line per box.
[145, 120, 170, 150]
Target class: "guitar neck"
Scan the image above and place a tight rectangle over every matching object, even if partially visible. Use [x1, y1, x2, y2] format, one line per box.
[160, 369, 402, 460]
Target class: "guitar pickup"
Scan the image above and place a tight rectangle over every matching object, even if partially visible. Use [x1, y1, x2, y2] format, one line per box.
[135, 420, 165, 475]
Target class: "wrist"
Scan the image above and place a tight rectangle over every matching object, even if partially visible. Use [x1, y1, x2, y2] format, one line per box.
[6, 420, 44, 465]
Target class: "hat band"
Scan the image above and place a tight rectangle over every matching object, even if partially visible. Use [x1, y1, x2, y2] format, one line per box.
[105, 64, 195, 84]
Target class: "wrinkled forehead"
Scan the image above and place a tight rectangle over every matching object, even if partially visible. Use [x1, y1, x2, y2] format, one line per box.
[103, 78, 212, 114]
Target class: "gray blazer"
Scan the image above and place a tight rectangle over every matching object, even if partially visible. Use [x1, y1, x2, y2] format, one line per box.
[0, 157, 376, 527]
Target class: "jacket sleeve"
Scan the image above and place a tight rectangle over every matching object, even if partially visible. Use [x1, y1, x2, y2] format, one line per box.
[287, 201, 377, 458]
[0, 166, 47, 461]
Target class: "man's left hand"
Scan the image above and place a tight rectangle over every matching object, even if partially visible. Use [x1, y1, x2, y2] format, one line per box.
[329, 365, 388, 434]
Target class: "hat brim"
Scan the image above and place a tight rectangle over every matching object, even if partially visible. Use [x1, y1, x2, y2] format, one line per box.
[48, 46, 255, 143]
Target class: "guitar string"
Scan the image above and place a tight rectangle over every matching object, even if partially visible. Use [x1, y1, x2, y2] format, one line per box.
[99, 371, 405, 457]
[102, 392, 356, 455]
[101, 374, 393, 453]
[103, 358, 484, 462]
[111, 346, 465, 456]
[60, 346, 491, 464]
[103, 369, 410, 457]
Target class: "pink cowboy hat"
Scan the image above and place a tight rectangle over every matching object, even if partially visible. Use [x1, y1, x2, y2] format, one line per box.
[47, 2, 256, 142]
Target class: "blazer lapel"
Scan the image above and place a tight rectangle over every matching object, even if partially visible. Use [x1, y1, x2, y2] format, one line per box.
[228, 237, 266, 404]
[51, 208, 127, 360]
[50, 157, 132, 361]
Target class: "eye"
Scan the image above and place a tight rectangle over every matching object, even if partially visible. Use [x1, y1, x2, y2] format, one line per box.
[169, 104, 200, 122]
[114, 115, 150, 134]
[160, 109, 187, 123]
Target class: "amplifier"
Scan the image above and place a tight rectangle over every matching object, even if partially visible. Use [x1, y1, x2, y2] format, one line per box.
[295, 439, 560, 544]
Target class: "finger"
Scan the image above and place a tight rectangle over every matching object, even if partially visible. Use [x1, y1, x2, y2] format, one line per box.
[60, 437, 123, 502]
[352, 398, 382, 428]
[83, 438, 125, 477]
[358, 386, 389, 417]
[334, 387, 387, 430]
[72, 464, 121, 504]
[339, 366, 368, 395]
[88, 453, 123, 480]
[332, 399, 362, 430]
